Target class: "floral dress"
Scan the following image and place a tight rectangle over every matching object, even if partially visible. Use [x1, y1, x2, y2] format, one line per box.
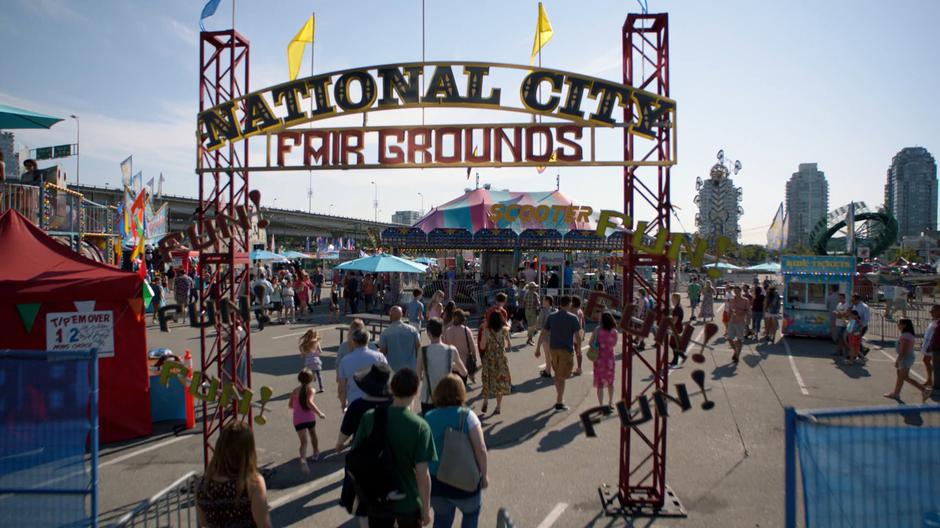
[196, 478, 255, 528]
[482, 327, 512, 398]
[699, 288, 715, 319]
[593, 328, 618, 388]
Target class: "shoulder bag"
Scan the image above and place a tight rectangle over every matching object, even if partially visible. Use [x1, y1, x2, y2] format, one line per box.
[463, 327, 478, 378]
[436, 407, 481, 492]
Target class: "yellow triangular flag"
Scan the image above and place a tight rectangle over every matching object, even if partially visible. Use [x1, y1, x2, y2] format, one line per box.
[130, 233, 145, 261]
[529, 2, 554, 65]
[287, 15, 315, 81]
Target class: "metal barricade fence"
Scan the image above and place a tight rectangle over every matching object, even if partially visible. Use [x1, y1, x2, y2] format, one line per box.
[113, 471, 199, 528]
[41, 183, 82, 234]
[871, 301, 935, 344]
[82, 199, 113, 235]
[420, 278, 479, 307]
[785, 404, 940, 528]
[0, 182, 42, 224]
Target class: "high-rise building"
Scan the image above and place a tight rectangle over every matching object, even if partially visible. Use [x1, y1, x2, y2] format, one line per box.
[0, 132, 19, 180]
[785, 163, 829, 249]
[694, 161, 742, 242]
[391, 210, 421, 225]
[884, 147, 937, 240]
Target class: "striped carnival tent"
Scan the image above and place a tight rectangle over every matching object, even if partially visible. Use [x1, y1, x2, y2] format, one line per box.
[413, 188, 592, 234]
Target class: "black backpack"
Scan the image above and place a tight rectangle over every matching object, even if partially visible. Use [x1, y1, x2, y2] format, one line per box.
[252, 282, 266, 302]
[345, 407, 405, 516]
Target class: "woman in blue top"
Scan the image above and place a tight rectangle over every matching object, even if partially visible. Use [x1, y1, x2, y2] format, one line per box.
[424, 375, 488, 528]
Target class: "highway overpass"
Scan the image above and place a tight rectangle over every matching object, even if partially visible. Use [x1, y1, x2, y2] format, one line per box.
[71, 184, 397, 246]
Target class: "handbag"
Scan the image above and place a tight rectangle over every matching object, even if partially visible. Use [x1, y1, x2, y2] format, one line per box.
[463, 327, 478, 377]
[436, 407, 481, 492]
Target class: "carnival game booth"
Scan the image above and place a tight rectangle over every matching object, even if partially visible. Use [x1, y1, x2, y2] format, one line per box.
[781, 255, 855, 338]
[0, 210, 151, 443]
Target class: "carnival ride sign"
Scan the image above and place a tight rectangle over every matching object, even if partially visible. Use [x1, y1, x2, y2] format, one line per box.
[196, 62, 676, 171]
[46, 310, 115, 358]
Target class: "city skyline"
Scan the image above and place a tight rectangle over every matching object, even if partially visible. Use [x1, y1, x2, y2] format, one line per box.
[785, 163, 829, 250]
[885, 147, 938, 241]
[1, 0, 939, 243]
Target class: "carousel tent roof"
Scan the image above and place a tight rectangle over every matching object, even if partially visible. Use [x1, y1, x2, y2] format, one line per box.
[413, 188, 592, 234]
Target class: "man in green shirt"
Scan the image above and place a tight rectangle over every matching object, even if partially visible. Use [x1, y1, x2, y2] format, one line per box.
[353, 367, 436, 527]
[687, 276, 702, 321]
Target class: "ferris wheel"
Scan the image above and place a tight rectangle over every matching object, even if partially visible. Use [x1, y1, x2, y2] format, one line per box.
[808, 202, 898, 258]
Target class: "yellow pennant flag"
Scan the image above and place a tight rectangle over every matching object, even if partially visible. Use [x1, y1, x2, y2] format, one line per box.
[130, 233, 145, 261]
[529, 2, 554, 65]
[287, 15, 315, 81]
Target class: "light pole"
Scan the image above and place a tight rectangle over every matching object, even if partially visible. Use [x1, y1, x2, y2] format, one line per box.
[418, 192, 424, 215]
[370, 180, 378, 222]
[329, 203, 334, 215]
[69, 115, 80, 185]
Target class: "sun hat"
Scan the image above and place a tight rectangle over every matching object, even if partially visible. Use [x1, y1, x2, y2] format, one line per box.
[353, 363, 392, 398]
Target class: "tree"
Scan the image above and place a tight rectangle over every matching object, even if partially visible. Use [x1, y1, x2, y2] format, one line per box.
[885, 246, 920, 263]
[730, 244, 768, 264]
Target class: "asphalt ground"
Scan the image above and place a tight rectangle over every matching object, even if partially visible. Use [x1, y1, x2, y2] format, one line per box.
[95, 299, 933, 527]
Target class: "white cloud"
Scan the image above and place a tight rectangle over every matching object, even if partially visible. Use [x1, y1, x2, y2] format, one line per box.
[19, 0, 91, 25]
[0, 91, 194, 176]
[166, 17, 198, 49]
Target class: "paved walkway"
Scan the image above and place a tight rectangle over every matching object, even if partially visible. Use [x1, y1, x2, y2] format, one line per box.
[96, 298, 931, 527]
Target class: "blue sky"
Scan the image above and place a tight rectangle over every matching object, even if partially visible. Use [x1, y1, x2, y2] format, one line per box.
[2, 0, 938, 243]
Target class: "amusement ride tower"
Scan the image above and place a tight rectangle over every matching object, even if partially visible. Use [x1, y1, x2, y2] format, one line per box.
[694, 150, 742, 242]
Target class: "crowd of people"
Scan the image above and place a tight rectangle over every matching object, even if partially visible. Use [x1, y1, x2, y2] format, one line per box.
[193, 275, 626, 527]
[826, 288, 937, 401]
[187, 267, 940, 527]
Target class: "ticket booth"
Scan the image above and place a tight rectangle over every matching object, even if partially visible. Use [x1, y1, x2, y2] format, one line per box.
[781, 255, 855, 337]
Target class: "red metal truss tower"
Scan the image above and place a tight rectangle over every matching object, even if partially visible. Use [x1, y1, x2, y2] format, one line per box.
[617, 13, 682, 515]
[198, 30, 252, 465]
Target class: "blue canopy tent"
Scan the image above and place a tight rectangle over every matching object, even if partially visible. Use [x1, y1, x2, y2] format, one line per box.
[746, 262, 781, 273]
[336, 253, 428, 273]
[415, 257, 438, 265]
[249, 249, 289, 262]
[705, 261, 742, 271]
[281, 250, 314, 259]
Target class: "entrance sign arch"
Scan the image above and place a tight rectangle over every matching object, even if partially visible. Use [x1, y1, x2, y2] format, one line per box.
[196, 12, 680, 516]
[196, 61, 677, 171]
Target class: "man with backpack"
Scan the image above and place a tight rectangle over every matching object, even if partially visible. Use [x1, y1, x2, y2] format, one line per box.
[251, 272, 274, 330]
[349, 368, 436, 527]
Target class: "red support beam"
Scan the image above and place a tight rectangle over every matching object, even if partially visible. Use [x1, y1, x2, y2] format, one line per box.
[198, 30, 252, 466]
[619, 13, 677, 512]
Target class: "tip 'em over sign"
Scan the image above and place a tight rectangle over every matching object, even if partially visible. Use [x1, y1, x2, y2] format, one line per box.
[197, 62, 676, 171]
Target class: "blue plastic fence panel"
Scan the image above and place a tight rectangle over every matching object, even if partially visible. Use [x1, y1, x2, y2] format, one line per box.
[794, 405, 940, 528]
[0, 350, 97, 528]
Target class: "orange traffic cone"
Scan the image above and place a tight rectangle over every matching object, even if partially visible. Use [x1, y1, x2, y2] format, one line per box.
[183, 349, 196, 429]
